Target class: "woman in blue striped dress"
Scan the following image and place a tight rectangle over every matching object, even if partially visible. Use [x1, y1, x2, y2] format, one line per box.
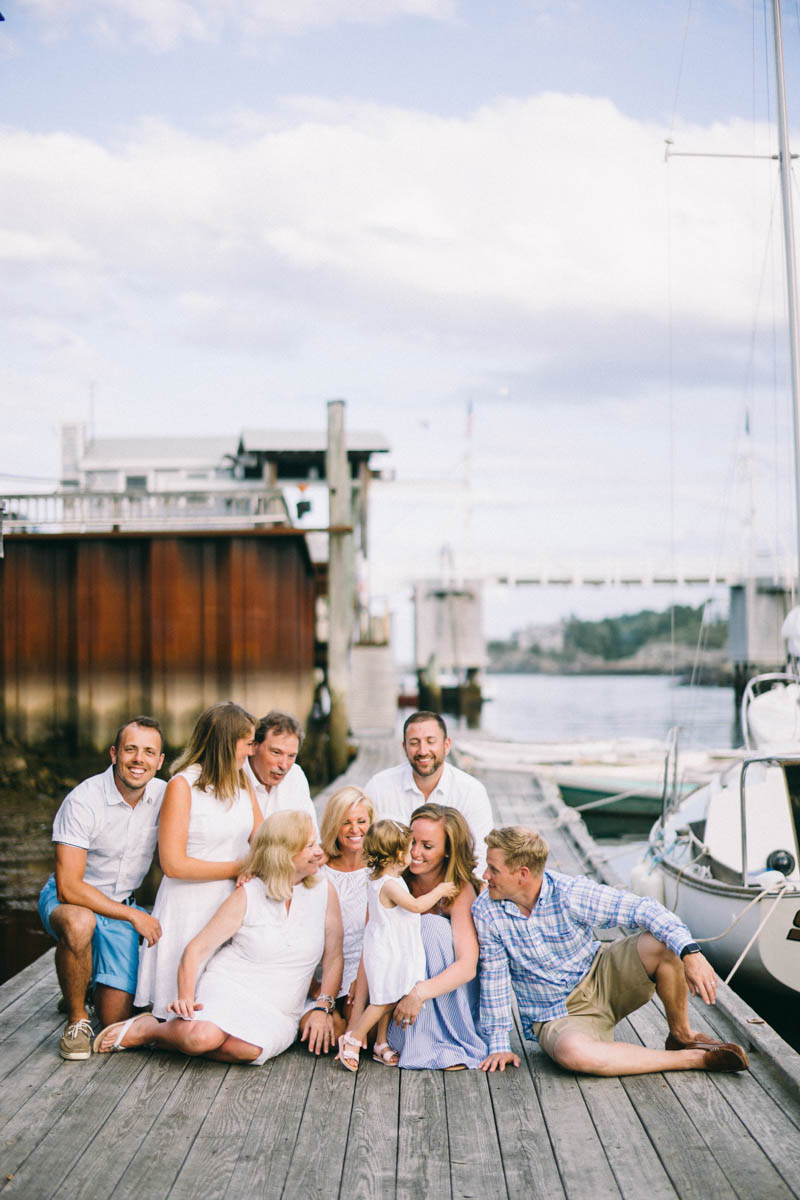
[386, 803, 487, 1069]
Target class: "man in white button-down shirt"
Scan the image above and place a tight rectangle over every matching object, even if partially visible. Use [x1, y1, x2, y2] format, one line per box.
[244, 709, 319, 835]
[38, 716, 167, 1060]
[364, 711, 493, 874]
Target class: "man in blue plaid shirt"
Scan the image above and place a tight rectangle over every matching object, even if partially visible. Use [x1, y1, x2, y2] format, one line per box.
[472, 826, 749, 1076]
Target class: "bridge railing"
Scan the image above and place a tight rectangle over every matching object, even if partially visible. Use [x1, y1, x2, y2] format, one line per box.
[0, 487, 292, 535]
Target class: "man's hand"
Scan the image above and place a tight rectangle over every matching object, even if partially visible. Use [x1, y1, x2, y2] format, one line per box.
[130, 909, 162, 947]
[683, 951, 717, 1005]
[479, 1051, 520, 1072]
[301, 1010, 335, 1055]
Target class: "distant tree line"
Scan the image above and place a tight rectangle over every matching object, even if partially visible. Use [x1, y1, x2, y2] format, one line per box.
[562, 605, 726, 662]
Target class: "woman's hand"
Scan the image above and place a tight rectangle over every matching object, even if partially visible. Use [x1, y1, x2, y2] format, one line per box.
[167, 997, 203, 1021]
[393, 985, 425, 1028]
[301, 1009, 335, 1055]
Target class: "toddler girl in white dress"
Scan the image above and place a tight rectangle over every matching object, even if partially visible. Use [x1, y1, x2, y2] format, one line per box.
[337, 819, 456, 1070]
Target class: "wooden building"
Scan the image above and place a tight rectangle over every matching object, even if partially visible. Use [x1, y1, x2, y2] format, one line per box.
[1, 528, 316, 750]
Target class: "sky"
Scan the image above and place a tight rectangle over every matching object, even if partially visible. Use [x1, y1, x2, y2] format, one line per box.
[3, 0, 800, 651]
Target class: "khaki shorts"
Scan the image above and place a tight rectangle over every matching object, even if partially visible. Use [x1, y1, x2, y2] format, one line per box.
[533, 934, 655, 1060]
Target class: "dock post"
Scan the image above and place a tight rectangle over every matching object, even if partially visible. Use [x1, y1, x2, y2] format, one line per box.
[327, 399, 353, 777]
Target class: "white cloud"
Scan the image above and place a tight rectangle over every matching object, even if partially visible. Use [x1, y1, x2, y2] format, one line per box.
[22, 0, 455, 49]
[0, 95, 783, 343]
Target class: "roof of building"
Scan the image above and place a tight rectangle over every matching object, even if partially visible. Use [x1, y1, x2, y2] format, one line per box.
[81, 437, 239, 468]
[240, 429, 390, 455]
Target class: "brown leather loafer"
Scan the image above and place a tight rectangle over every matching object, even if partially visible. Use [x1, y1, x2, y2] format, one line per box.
[665, 1032, 727, 1052]
[700, 1042, 749, 1072]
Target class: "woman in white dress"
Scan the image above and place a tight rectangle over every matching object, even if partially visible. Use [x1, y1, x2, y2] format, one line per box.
[94, 811, 344, 1063]
[135, 701, 262, 1018]
[314, 786, 373, 1027]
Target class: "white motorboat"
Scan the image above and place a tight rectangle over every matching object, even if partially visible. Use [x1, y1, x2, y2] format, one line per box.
[456, 732, 742, 819]
[632, 753, 800, 996]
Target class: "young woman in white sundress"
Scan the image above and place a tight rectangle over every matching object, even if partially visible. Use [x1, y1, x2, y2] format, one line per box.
[336, 820, 457, 1071]
[135, 701, 262, 1019]
[313, 786, 373, 1030]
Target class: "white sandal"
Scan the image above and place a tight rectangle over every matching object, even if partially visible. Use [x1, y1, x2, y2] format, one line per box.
[93, 1013, 153, 1054]
[372, 1041, 399, 1066]
[336, 1031, 362, 1072]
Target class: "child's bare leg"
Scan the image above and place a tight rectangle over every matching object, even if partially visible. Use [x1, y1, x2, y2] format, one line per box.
[348, 1002, 394, 1047]
[373, 1006, 399, 1065]
[376, 1011, 391, 1045]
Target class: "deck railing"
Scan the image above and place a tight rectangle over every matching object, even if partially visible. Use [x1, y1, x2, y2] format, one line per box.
[0, 486, 292, 535]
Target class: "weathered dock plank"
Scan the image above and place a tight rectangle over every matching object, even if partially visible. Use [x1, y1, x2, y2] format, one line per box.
[339, 1055, 399, 1200]
[396, 1066, 450, 1199]
[218, 1040, 317, 1197]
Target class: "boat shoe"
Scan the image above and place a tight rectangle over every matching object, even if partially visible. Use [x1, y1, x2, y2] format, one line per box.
[666, 1034, 749, 1072]
[59, 1018, 94, 1061]
[664, 1032, 728, 1052]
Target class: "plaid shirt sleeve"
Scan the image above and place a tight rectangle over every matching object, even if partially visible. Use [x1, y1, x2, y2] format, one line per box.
[473, 902, 514, 1055]
[564, 875, 693, 957]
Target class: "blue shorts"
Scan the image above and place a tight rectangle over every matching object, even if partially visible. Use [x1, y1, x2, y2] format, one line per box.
[38, 874, 145, 995]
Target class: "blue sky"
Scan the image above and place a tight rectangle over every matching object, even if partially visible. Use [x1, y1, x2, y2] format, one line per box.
[3, 0, 800, 644]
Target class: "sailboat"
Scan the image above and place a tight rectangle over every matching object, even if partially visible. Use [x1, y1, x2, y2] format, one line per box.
[632, 0, 800, 998]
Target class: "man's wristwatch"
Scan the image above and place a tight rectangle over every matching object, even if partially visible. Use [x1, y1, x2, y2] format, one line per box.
[680, 942, 701, 958]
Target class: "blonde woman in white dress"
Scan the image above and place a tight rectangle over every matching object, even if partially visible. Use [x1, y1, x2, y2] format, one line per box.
[337, 820, 456, 1071]
[135, 701, 262, 1018]
[94, 811, 343, 1063]
[314, 786, 373, 1028]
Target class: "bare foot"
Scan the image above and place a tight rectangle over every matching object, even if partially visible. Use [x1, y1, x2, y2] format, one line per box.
[93, 1013, 159, 1053]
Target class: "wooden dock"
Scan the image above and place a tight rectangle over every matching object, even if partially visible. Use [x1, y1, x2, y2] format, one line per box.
[2, 738, 799, 1199]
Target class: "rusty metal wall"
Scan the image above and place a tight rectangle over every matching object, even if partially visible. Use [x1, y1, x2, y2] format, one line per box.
[0, 531, 316, 749]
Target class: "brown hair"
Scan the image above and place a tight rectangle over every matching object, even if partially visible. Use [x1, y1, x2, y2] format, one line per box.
[113, 716, 163, 753]
[319, 786, 374, 859]
[171, 701, 255, 804]
[402, 710, 447, 741]
[485, 826, 549, 875]
[362, 819, 411, 879]
[407, 803, 482, 898]
[254, 709, 304, 745]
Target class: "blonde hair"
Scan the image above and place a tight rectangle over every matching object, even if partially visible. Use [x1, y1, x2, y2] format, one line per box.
[243, 810, 318, 901]
[408, 803, 482, 898]
[171, 701, 254, 804]
[485, 826, 549, 875]
[363, 819, 411, 879]
[319, 786, 375, 858]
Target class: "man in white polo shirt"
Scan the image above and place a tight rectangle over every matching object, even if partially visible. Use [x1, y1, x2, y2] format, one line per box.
[244, 709, 318, 834]
[364, 710, 493, 874]
[38, 716, 167, 1061]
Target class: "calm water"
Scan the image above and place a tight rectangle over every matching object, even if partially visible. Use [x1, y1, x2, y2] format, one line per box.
[473, 672, 739, 749]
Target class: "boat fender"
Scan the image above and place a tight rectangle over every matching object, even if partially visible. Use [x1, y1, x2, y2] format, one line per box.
[630, 858, 665, 903]
[747, 869, 788, 891]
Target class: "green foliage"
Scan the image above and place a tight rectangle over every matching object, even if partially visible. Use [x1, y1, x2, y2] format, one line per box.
[562, 605, 726, 661]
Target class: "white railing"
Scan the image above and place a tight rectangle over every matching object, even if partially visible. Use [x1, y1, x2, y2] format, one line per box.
[0, 487, 292, 535]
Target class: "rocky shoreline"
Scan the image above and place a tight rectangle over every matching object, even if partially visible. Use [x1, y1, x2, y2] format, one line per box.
[487, 640, 733, 684]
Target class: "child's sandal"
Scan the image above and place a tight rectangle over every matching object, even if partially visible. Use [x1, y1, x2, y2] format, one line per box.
[372, 1042, 399, 1066]
[336, 1032, 362, 1072]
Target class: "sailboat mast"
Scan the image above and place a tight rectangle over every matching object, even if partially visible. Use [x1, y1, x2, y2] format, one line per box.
[771, 0, 800, 588]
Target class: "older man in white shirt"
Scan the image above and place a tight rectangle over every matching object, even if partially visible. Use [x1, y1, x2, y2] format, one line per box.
[38, 716, 167, 1061]
[364, 710, 493, 874]
[244, 709, 319, 835]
